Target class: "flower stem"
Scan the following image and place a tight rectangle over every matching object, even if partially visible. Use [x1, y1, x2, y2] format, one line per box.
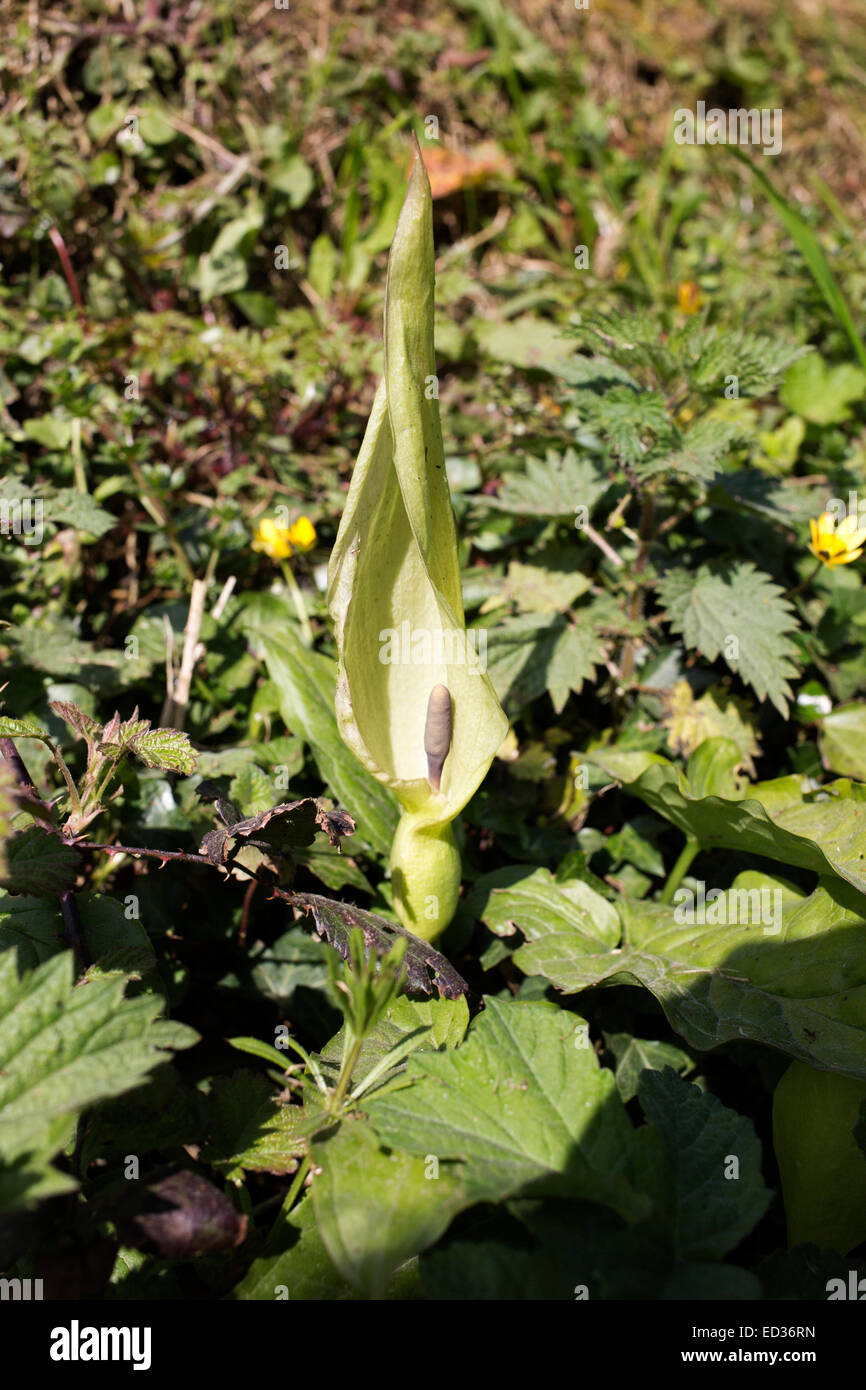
[784, 558, 823, 600]
[660, 836, 700, 904]
[280, 560, 313, 647]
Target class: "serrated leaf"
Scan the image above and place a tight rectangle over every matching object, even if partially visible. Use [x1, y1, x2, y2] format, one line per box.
[485, 614, 604, 715]
[132, 727, 196, 775]
[367, 997, 649, 1218]
[658, 562, 800, 715]
[480, 448, 608, 519]
[290, 892, 467, 999]
[47, 700, 101, 741]
[0, 717, 48, 739]
[637, 417, 749, 483]
[0, 949, 197, 1210]
[638, 1068, 771, 1259]
[201, 1071, 322, 1178]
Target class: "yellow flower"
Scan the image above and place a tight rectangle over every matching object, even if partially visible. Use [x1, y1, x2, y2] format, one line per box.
[253, 515, 317, 561]
[677, 280, 703, 315]
[809, 511, 866, 567]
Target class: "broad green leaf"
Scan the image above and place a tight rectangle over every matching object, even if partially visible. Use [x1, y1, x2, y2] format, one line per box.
[229, 762, 275, 817]
[311, 1117, 468, 1297]
[780, 354, 866, 425]
[473, 316, 572, 369]
[501, 559, 591, 615]
[664, 680, 760, 775]
[604, 1033, 693, 1103]
[249, 598, 398, 856]
[637, 1068, 770, 1260]
[514, 874, 866, 1076]
[465, 865, 620, 952]
[586, 746, 866, 898]
[819, 703, 866, 781]
[230, 1192, 357, 1301]
[0, 949, 197, 1209]
[421, 1240, 568, 1299]
[367, 997, 649, 1218]
[686, 736, 745, 799]
[658, 562, 800, 716]
[1, 829, 79, 898]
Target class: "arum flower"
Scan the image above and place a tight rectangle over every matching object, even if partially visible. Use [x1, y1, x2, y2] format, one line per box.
[253, 515, 317, 561]
[809, 511, 866, 567]
[327, 142, 508, 942]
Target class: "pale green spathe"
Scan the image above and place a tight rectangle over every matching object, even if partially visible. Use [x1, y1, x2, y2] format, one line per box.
[327, 146, 508, 940]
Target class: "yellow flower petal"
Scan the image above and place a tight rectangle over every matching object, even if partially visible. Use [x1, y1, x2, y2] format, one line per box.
[253, 518, 294, 561]
[837, 512, 862, 538]
[287, 516, 317, 552]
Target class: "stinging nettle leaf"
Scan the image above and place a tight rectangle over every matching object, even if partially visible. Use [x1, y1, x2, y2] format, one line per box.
[658, 561, 800, 716]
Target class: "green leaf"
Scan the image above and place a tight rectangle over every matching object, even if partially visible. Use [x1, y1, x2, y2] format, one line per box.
[1, 829, 79, 898]
[780, 354, 866, 425]
[657, 562, 800, 716]
[269, 153, 314, 206]
[0, 717, 48, 739]
[0, 949, 197, 1210]
[637, 1068, 771, 1260]
[200, 1072, 322, 1179]
[473, 316, 572, 369]
[686, 736, 745, 799]
[502, 559, 591, 615]
[514, 874, 866, 1076]
[367, 997, 649, 1218]
[604, 1034, 693, 1103]
[138, 106, 176, 145]
[229, 762, 275, 817]
[485, 614, 603, 715]
[250, 602, 398, 856]
[318, 993, 469, 1094]
[230, 1191, 357, 1301]
[465, 865, 620, 952]
[48, 489, 115, 538]
[307, 234, 337, 301]
[132, 728, 196, 775]
[819, 703, 866, 780]
[480, 447, 608, 519]
[586, 746, 866, 899]
[311, 1117, 468, 1297]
